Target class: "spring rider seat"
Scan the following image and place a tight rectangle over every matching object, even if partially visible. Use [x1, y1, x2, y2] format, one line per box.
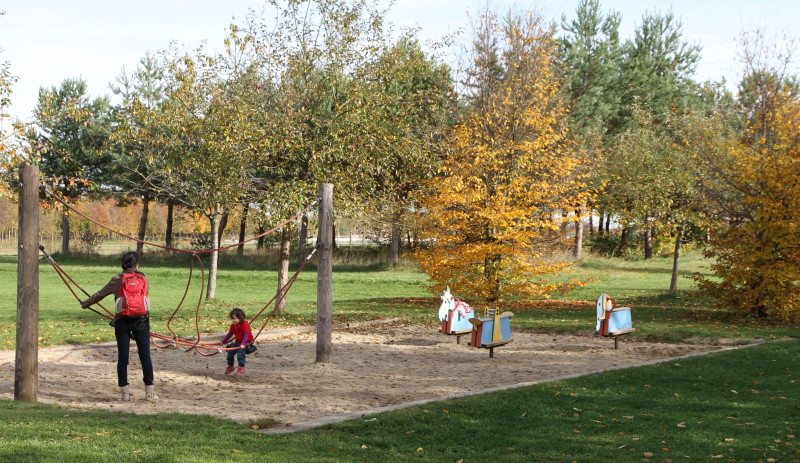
[469, 308, 513, 358]
[438, 287, 475, 344]
[595, 293, 634, 349]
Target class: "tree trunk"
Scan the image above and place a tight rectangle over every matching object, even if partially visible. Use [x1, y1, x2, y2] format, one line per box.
[217, 211, 229, 246]
[390, 210, 401, 265]
[136, 195, 150, 256]
[605, 214, 611, 234]
[206, 211, 221, 300]
[60, 209, 70, 254]
[669, 226, 683, 293]
[165, 201, 174, 249]
[332, 220, 338, 252]
[614, 227, 629, 257]
[406, 230, 413, 250]
[644, 220, 653, 259]
[256, 225, 265, 250]
[597, 210, 604, 236]
[237, 203, 248, 256]
[588, 210, 594, 236]
[573, 208, 584, 260]
[276, 227, 291, 314]
[297, 212, 308, 266]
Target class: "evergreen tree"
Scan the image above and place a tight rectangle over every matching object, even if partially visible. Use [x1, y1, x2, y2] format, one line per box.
[30, 78, 111, 254]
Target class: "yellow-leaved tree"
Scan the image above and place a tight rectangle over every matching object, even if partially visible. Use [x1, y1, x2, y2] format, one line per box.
[414, 10, 591, 303]
[699, 85, 800, 321]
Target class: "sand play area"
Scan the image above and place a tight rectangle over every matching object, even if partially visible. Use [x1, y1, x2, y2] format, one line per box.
[0, 320, 731, 431]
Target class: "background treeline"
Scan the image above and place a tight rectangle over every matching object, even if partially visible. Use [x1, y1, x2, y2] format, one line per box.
[1, 1, 798, 320]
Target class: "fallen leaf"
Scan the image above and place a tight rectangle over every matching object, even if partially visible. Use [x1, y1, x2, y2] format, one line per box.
[361, 444, 368, 449]
[676, 422, 687, 428]
[643, 451, 654, 457]
[711, 455, 723, 459]
[416, 448, 424, 452]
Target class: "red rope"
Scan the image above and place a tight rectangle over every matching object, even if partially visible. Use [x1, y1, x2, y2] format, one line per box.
[41, 231, 317, 355]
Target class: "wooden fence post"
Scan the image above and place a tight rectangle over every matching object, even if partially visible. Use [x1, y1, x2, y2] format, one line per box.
[316, 183, 333, 363]
[15, 164, 39, 402]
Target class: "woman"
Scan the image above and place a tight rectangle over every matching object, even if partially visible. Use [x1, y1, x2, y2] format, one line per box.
[81, 251, 158, 402]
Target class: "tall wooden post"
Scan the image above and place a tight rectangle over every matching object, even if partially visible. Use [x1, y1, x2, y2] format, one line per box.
[316, 183, 333, 363]
[15, 164, 39, 402]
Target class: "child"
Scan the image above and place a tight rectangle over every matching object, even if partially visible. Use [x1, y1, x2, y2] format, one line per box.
[220, 308, 254, 376]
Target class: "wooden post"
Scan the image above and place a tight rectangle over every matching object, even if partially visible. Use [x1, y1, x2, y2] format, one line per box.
[316, 183, 333, 363]
[15, 164, 39, 402]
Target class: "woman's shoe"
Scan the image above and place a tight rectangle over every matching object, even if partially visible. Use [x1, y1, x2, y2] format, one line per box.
[145, 385, 159, 401]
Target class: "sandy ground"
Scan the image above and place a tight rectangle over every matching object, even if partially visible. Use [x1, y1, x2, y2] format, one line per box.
[0, 320, 729, 430]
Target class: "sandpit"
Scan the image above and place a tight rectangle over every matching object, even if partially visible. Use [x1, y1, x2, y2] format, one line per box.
[0, 321, 731, 430]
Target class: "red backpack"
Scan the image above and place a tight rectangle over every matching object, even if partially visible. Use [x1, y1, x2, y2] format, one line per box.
[117, 272, 149, 317]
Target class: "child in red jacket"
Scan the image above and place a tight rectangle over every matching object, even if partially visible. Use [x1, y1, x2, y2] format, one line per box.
[220, 308, 254, 376]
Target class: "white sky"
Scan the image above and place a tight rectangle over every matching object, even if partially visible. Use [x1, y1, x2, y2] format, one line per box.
[2, 0, 799, 122]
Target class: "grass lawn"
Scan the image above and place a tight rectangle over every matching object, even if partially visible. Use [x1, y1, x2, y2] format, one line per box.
[1, 338, 797, 462]
[1, 252, 794, 348]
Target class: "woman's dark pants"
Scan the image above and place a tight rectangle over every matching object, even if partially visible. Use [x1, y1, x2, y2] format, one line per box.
[114, 317, 154, 387]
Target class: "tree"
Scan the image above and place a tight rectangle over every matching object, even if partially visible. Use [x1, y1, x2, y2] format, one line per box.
[138, 36, 263, 299]
[606, 106, 700, 289]
[699, 89, 800, 320]
[604, 10, 701, 258]
[0, 10, 19, 198]
[109, 53, 169, 255]
[617, 11, 700, 128]
[414, 10, 590, 303]
[559, 0, 623, 258]
[29, 78, 111, 254]
[239, 0, 392, 308]
[695, 33, 800, 320]
[363, 36, 454, 264]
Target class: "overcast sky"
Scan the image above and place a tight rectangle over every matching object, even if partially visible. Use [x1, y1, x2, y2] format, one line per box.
[1, 0, 799, 122]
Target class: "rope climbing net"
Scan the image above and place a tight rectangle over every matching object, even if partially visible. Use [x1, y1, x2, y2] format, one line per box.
[40, 187, 319, 356]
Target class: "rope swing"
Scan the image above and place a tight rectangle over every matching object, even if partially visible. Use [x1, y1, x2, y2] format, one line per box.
[40, 189, 319, 356]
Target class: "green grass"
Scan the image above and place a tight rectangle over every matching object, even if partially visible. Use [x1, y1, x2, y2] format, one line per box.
[1, 339, 797, 462]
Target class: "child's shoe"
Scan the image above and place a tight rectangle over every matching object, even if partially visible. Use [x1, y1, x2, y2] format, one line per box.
[144, 385, 159, 401]
[224, 365, 235, 375]
[234, 366, 246, 377]
[120, 385, 131, 402]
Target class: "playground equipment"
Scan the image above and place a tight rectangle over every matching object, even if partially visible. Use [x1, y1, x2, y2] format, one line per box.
[468, 308, 514, 358]
[13, 164, 335, 402]
[595, 294, 634, 349]
[438, 287, 475, 344]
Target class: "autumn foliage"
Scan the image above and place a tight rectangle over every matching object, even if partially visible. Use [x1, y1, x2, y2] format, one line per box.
[699, 90, 800, 321]
[414, 13, 590, 302]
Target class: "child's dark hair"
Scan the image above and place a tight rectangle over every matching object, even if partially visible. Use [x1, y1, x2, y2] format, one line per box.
[121, 251, 140, 271]
[229, 308, 246, 321]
